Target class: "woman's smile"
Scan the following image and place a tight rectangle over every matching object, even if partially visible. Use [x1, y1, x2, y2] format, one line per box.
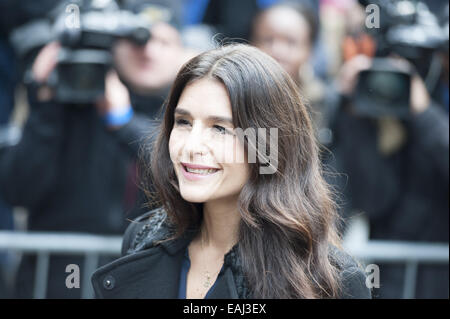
[169, 78, 249, 203]
[180, 162, 222, 181]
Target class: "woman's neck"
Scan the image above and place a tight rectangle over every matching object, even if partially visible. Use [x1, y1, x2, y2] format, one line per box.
[199, 196, 241, 253]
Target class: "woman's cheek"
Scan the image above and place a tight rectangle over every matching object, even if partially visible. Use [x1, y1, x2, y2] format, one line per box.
[209, 140, 224, 164]
[168, 130, 183, 163]
[210, 135, 236, 165]
[235, 139, 247, 165]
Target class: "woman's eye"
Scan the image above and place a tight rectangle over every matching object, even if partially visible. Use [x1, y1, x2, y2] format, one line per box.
[213, 125, 227, 135]
[175, 118, 190, 126]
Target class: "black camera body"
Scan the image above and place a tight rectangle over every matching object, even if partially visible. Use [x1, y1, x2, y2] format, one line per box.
[354, 0, 448, 118]
[52, 9, 151, 104]
[10, 1, 151, 105]
[354, 58, 412, 119]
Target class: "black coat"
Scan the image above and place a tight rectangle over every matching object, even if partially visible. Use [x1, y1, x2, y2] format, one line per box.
[0, 84, 158, 298]
[328, 103, 449, 298]
[91, 207, 372, 299]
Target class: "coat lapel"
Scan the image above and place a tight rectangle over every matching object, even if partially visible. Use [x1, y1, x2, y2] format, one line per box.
[92, 230, 238, 299]
[207, 267, 239, 299]
[91, 245, 185, 298]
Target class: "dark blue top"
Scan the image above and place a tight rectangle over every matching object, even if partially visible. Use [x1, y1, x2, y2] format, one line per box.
[178, 247, 225, 299]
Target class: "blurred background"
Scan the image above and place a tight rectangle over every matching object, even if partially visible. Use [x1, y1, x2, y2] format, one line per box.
[0, 0, 448, 299]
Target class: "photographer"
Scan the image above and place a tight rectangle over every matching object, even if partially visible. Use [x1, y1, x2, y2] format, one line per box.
[331, 54, 448, 298]
[100, 20, 187, 157]
[0, 0, 186, 298]
[325, 1, 449, 298]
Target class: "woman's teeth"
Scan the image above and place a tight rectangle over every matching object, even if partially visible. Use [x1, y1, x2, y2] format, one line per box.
[185, 167, 218, 175]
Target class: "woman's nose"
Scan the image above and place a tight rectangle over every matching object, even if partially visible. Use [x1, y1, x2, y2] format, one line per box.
[182, 121, 210, 160]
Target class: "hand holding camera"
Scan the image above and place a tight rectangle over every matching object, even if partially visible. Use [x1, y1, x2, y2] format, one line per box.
[30, 41, 60, 102]
[337, 55, 430, 117]
[95, 70, 132, 130]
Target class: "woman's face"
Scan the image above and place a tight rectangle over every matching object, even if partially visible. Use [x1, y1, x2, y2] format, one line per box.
[169, 78, 250, 203]
[252, 6, 312, 81]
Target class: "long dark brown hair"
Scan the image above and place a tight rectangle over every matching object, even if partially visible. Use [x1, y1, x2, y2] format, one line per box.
[144, 44, 343, 298]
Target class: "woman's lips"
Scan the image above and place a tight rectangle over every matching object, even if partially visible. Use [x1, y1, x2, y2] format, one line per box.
[180, 162, 221, 181]
[181, 162, 220, 170]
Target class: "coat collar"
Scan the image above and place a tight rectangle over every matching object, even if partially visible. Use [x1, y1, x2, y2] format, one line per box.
[92, 207, 368, 299]
[91, 229, 241, 299]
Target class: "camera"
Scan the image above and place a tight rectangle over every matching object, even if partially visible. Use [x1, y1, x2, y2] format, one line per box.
[353, 0, 448, 118]
[354, 58, 411, 119]
[53, 8, 151, 104]
[10, 0, 151, 104]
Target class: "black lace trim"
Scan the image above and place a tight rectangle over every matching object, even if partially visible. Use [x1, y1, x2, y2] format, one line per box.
[224, 244, 252, 299]
[129, 208, 173, 253]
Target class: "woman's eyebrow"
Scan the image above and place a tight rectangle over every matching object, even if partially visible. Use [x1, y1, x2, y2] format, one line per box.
[174, 108, 233, 126]
[174, 108, 191, 116]
[207, 116, 233, 126]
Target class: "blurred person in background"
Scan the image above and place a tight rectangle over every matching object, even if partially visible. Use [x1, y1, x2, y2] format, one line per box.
[430, 2, 449, 113]
[0, 24, 19, 300]
[100, 0, 188, 156]
[251, 3, 317, 85]
[0, 0, 49, 299]
[200, 0, 329, 78]
[328, 0, 449, 298]
[250, 2, 334, 146]
[201, 0, 318, 43]
[0, 0, 187, 298]
[249, 2, 351, 227]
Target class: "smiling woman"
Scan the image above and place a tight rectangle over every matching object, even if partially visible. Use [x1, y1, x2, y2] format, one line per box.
[169, 78, 249, 206]
[91, 44, 371, 299]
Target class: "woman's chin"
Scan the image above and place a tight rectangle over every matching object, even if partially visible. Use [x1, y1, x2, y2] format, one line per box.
[179, 190, 209, 203]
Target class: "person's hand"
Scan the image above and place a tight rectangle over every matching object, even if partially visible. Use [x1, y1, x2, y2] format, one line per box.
[337, 54, 430, 114]
[410, 73, 430, 115]
[336, 54, 372, 96]
[32, 41, 60, 82]
[95, 70, 132, 129]
[31, 41, 60, 101]
[379, 56, 430, 115]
